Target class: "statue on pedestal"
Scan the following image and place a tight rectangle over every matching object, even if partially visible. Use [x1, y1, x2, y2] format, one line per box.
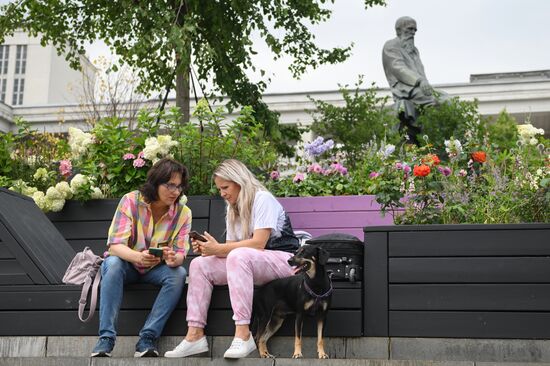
[382, 16, 447, 144]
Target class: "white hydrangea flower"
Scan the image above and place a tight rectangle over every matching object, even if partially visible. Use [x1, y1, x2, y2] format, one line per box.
[21, 185, 38, 196]
[70, 174, 89, 190]
[143, 135, 178, 161]
[46, 186, 64, 200]
[68, 127, 94, 159]
[33, 168, 49, 182]
[179, 194, 188, 205]
[91, 187, 104, 199]
[55, 181, 73, 200]
[48, 198, 66, 212]
[32, 191, 47, 211]
[517, 123, 545, 145]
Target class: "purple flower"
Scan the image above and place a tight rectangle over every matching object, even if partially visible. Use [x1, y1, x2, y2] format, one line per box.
[437, 166, 452, 177]
[293, 172, 305, 183]
[123, 153, 136, 160]
[133, 158, 146, 168]
[369, 171, 380, 179]
[395, 162, 403, 170]
[403, 165, 411, 174]
[304, 137, 334, 157]
[270, 170, 280, 180]
[59, 159, 72, 178]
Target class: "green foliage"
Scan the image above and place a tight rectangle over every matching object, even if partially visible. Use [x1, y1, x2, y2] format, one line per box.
[168, 101, 278, 195]
[310, 77, 400, 168]
[0, 0, 386, 137]
[487, 110, 520, 151]
[417, 97, 488, 154]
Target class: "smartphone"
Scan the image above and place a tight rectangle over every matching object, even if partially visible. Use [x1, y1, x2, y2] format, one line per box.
[148, 247, 164, 258]
[189, 231, 207, 242]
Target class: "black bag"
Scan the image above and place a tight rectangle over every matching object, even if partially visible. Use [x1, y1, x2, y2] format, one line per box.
[306, 233, 363, 282]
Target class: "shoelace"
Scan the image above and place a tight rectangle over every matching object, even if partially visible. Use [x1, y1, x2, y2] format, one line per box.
[228, 339, 244, 350]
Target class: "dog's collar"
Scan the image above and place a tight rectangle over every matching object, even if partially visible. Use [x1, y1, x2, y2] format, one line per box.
[303, 278, 333, 303]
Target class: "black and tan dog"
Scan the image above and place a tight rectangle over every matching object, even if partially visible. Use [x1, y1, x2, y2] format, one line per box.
[253, 244, 332, 359]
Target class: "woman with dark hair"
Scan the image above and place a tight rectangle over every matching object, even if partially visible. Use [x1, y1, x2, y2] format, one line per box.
[91, 158, 191, 358]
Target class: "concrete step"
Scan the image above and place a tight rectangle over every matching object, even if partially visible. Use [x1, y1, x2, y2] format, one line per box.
[4, 358, 550, 366]
[3, 336, 550, 363]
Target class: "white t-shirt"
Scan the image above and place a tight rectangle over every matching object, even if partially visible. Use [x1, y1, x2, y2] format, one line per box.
[226, 190, 286, 241]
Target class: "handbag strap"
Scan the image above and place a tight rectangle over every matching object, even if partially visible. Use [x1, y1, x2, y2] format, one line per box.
[78, 270, 102, 323]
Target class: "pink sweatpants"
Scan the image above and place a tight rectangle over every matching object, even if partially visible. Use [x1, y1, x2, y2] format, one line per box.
[186, 247, 294, 328]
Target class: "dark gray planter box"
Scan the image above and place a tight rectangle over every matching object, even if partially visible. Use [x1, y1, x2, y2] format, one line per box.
[364, 223, 550, 339]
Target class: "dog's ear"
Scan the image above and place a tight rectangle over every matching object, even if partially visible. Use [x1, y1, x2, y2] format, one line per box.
[317, 247, 330, 265]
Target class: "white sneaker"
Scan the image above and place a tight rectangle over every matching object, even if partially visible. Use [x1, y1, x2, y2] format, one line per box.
[223, 336, 257, 359]
[164, 337, 209, 358]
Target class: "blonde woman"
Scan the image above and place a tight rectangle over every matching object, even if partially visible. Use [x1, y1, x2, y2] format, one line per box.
[165, 159, 299, 359]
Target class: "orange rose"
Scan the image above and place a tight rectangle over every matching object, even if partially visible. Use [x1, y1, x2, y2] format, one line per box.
[471, 151, 487, 163]
[413, 164, 431, 177]
[422, 154, 441, 165]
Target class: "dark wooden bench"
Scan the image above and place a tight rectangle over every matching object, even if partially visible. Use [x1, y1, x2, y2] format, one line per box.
[0, 188, 363, 337]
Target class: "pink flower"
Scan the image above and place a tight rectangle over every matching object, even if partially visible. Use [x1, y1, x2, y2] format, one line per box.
[330, 162, 348, 175]
[293, 172, 305, 183]
[270, 170, 280, 180]
[59, 159, 72, 178]
[369, 171, 380, 179]
[458, 169, 467, 177]
[403, 165, 411, 174]
[395, 162, 403, 170]
[307, 163, 324, 174]
[137, 151, 144, 159]
[133, 158, 146, 168]
[123, 153, 136, 160]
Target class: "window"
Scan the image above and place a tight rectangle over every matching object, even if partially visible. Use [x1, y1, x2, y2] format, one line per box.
[0, 78, 6, 103]
[12, 78, 24, 105]
[15, 45, 27, 75]
[0, 45, 9, 74]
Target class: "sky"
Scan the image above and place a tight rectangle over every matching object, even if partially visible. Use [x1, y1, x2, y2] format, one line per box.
[57, 0, 550, 94]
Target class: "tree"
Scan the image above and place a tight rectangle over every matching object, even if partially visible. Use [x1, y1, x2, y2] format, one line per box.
[0, 0, 386, 134]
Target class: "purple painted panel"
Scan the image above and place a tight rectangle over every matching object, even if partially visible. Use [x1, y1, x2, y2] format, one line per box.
[277, 195, 397, 240]
[278, 195, 384, 213]
[288, 211, 394, 228]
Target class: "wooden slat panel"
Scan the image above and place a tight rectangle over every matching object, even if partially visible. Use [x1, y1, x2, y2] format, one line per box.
[208, 198, 227, 243]
[289, 211, 392, 229]
[389, 257, 550, 283]
[46, 199, 119, 221]
[389, 311, 550, 339]
[53, 221, 112, 240]
[389, 229, 550, 257]
[0, 259, 28, 274]
[0, 274, 32, 285]
[364, 232, 388, 337]
[186, 198, 211, 219]
[0, 242, 14, 259]
[55, 219, 210, 240]
[0, 309, 362, 336]
[0, 189, 75, 284]
[390, 284, 550, 311]
[279, 195, 383, 212]
[67, 239, 107, 255]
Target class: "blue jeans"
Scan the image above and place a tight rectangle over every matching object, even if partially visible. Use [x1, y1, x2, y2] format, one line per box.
[98, 256, 187, 340]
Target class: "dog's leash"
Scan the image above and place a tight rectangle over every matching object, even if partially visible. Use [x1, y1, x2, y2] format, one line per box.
[303, 278, 333, 307]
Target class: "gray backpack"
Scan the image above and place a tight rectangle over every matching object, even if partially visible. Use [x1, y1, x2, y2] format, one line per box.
[62, 247, 103, 322]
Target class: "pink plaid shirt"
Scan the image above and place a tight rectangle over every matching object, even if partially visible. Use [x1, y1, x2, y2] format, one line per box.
[106, 190, 191, 273]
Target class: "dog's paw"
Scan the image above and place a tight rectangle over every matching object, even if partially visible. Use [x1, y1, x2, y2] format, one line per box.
[260, 351, 275, 359]
[292, 352, 303, 359]
[318, 352, 329, 359]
